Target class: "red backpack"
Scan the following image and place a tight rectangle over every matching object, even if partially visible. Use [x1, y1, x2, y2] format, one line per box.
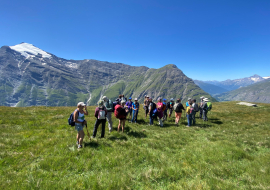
[114, 105, 126, 119]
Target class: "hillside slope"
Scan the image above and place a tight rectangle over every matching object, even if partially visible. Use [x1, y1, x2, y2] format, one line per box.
[1, 102, 270, 189]
[0, 43, 215, 106]
[215, 79, 270, 103]
[194, 80, 228, 95]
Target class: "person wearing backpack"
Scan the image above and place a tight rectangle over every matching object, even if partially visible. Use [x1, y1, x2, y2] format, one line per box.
[144, 95, 150, 119]
[168, 98, 175, 118]
[132, 98, 140, 123]
[186, 102, 192, 127]
[74, 102, 89, 149]
[148, 97, 156, 125]
[117, 100, 128, 132]
[203, 98, 209, 121]
[174, 99, 185, 125]
[191, 99, 199, 125]
[157, 98, 164, 127]
[162, 99, 168, 121]
[199, 96, 205, 119]
[122, 94, 127, 102]
[102, 96, 114, 133]
[92, 100, 107, 138]
[126, 97, 133, 122]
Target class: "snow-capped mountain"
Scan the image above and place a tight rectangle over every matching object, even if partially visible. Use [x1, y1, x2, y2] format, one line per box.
[202, 74, 266, 91]
[0, 42, 214, 107]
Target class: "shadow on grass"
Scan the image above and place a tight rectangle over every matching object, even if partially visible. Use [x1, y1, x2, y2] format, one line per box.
[108, 135, 128, 141]
[127, 131, 147, 138]
[209, 118, 223, 125]
[84, 141, 99, 148]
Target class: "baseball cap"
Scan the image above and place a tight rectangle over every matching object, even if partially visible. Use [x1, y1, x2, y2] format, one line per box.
[77, 102, 86, 106]
[135, 98, 138, 101]
[188, 98, 191, 100]
[149, 97, 152, 100]
[163, 98, 167, 101]
[129, 97, 132, 100]
[170, 98, 174, 101]
[121, 100, 126, 104]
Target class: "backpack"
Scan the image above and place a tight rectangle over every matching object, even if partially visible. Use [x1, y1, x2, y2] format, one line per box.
[193, 103, 199, 112]
[207, 102, 212, 111]
[162, 103, 166, 111]
[68, 109, 79, 126]
[152, 108, 158, 117]
[114, 105, 126, 119]
[166, 102, 171, 109]
[190, 107, 194, 114]
[98, 107, 106, 119]
[107, 99, 114, 112]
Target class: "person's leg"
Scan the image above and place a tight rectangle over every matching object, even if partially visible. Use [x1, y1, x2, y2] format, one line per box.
[203, 110, 206, 121]
[118, 120, 121, 132]
[186, 114, 190, 126]
[205, 110, 208, 121]
[199, 108, 203, 119]
[129, 109, 132, 120]
[77, 133, 80, 144]
[78, 129, 85, 146]
[145, 108, 148, 119]
[92, 119, 101, 137]
[132, 110, 135, 122]
[159, 117, 163, 127]
[149, 114, 153, 125]
[101, 119, 106, 138]
[179, 112, 182, 123]
[135, 111, 138, 122]
[122, 120, 125, 132]
[193, 112, 196, 125]
[106, 112, 113, 132]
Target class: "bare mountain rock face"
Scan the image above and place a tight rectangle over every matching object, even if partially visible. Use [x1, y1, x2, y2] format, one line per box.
[0, 43, 215, 107]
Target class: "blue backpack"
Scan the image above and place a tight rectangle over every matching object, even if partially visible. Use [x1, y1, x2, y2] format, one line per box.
[68, 109, 79, 126]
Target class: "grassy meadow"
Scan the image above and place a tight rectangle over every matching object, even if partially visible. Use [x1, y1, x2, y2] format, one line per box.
[0, 102, 270, 189]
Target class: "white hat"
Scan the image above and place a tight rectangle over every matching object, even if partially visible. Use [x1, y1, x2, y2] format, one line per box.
[135, 98, 138, 101]
[77, 102, 86, 106]
[200, 96, 205, 99]
[188, 98, 191, 100]
[170, 98, 174, 101]
[204, 98, 209, 102]
[102, 96, 108, 101]
[121, 100, 126, 104]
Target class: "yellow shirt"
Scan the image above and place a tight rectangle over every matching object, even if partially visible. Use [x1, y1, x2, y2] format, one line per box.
[186, 106, 190, 114]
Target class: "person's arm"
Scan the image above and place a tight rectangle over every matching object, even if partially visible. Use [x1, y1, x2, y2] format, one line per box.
[94, 108, 99, 118]
[149, 104, 152, 113]
[83, 106, 89, 116]
[105, 108, 108, 116]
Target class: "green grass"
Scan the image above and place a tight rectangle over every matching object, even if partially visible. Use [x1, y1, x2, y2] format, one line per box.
[0, 102, 270, 189]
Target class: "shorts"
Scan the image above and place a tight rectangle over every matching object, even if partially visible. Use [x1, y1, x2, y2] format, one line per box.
[175, 112, 182, 118]
[119, 118, 126, 121]
[75, 123, 84, 132]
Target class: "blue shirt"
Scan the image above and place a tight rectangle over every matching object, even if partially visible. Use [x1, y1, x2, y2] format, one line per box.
[132, 102, 139, 110]
[163, 102, 167, 110]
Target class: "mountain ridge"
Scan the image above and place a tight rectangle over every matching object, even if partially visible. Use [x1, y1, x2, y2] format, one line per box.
[0, 43, 215, 107]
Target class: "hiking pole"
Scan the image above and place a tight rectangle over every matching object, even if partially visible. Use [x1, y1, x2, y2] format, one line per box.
[85, 124, 91, 140]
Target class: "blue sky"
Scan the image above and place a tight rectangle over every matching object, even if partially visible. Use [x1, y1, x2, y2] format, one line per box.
[1, 0, 269, 81]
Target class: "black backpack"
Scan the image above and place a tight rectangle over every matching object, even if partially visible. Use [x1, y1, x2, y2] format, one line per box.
[166, 102, 171, 109]
[68, 109, 79, 126]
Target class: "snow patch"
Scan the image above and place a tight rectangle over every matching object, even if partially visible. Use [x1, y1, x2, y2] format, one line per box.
[251, 77, 260, 81]
[10, 43, 51, 58]
[65, 62, 78, 69]
[263, 76, 270, 79]
[42, 63, 46, 66]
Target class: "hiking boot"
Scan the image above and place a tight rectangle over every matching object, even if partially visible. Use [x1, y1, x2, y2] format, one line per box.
[76, 141, 79, 145]
[78, 145, 82, 149]
[186, 125, 190, 127]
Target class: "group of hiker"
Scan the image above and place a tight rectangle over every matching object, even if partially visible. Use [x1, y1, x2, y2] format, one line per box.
[69, 94, 212, 149]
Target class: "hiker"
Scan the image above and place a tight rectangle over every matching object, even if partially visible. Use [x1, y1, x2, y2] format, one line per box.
[191, 99, 199, 125]
[113, 98, 120, 108]
[186, 102, 192, 127]
[122, 94, 127, 102]
[126, 97, 133, 122]
[148, 97, 156, 125]
[157, 98, 164, 127]
[199, 96, 205, 119]
[117, 95, 122, 103]
[174, 98, 185, 125]
[116, 100, 128, 132]
[168, 98, 174, 118]
[144, 95, 150, 119]
[162, 99, 168, 121]
[92, 100, 107, 138]
[186, 98, 192, 107]
[132, 98, 140, 123]
[102, 96, 113, 133]
[74, 102, 89, 149]
[203, 98, 209, 121]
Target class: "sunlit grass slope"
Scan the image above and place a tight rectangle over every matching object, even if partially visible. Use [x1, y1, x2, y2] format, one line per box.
[0, 102, 270, 189]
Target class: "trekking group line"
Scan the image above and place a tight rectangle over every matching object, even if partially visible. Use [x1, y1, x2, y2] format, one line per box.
[68, 94, 212, 149]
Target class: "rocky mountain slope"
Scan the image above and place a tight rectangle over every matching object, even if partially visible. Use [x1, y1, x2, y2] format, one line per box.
[202, 74, 266, 91]
[0, 43, 215, 107]
[214, 79, 270, 103]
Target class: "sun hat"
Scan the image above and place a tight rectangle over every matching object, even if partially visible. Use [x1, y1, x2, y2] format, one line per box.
[121, 100, 126, 104]
[135, 98, 138, 101]
[188, 98, 191, 100]
[77, 102, 86, 106]
[102, 96, 108, 101]
[200, 96, 205, 99]
[98, 100, 104, 106]
[204, 98, 209, 102]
